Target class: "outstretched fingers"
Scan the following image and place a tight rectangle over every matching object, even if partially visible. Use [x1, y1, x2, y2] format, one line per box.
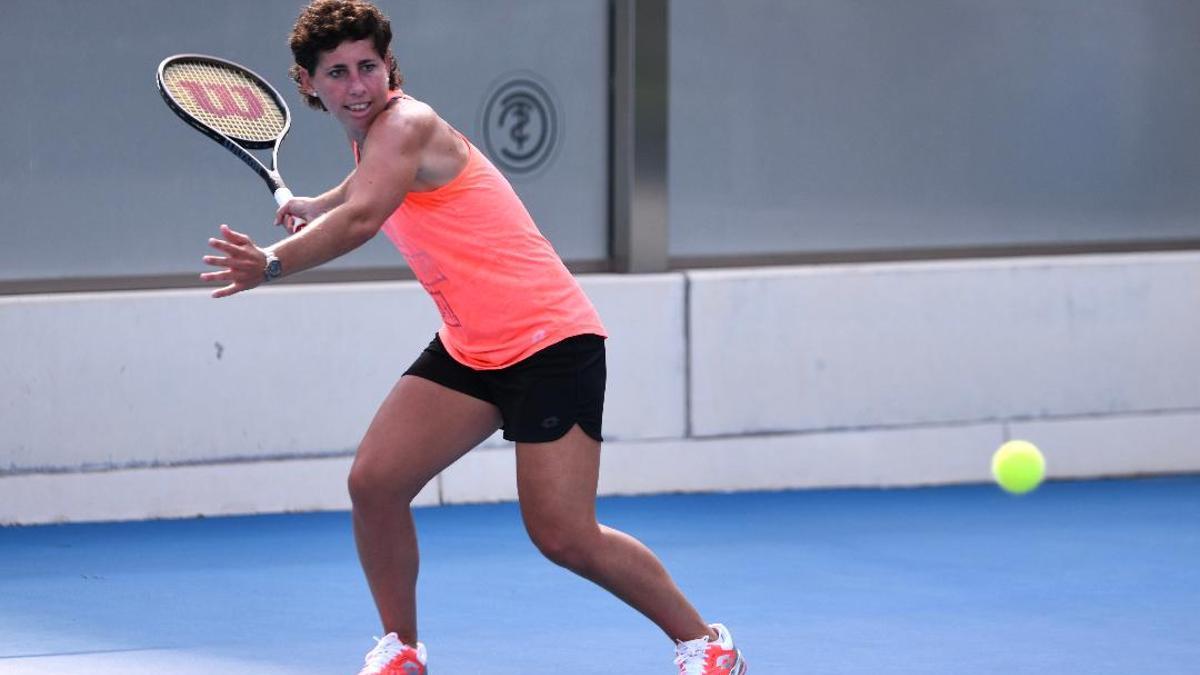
[200, 224, 265, 299]
[219, 224, 254, 245]
[204, 241, 252, 271]
[211, 282, 244, 299]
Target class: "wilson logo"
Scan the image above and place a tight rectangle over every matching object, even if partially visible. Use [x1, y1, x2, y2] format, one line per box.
[178, 81, 264, 120]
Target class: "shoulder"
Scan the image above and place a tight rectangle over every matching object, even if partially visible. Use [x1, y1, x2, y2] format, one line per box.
[367, 97, 437, 149]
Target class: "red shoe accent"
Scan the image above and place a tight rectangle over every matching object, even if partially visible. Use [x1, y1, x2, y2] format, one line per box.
[378, 649, 426, 675]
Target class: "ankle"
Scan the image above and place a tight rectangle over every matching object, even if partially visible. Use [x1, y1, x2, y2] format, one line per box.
[384, 629, 418, 647]
[675, 624, 717, 644]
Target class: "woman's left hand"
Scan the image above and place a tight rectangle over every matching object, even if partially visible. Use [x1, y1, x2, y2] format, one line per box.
[200, 224, 268, 299]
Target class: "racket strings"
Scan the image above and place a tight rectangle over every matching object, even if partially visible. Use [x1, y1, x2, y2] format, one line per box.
[163, 61, 286, 142]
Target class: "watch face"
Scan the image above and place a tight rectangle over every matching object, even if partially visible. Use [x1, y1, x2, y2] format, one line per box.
[265, 258, 283, 279]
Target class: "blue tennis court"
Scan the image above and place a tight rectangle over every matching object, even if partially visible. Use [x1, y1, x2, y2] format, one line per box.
[2, 476, 1197, 674]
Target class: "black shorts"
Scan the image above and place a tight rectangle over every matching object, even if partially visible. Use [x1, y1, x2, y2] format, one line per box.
[404, 333, 607, 443]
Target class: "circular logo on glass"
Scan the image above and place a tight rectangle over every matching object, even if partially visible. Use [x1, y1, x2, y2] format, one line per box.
[481, 76, 559, 176]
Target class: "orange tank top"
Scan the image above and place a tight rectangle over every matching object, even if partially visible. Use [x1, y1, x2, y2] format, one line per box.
[359, 102, 606, 369]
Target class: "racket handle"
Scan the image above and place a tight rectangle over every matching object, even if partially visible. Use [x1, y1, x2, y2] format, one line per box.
[273, 187, 308, 233]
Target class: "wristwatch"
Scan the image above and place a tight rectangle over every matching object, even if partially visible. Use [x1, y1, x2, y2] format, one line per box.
[263, 252, 283, 283]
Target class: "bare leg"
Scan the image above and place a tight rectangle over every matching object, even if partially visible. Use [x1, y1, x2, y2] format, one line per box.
[348, 375, 501, 645]
[515, 425, 715, 643]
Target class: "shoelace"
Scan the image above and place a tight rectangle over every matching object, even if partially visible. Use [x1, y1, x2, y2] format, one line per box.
[673, 635, 712, 675]
[360, 635, 405, 673]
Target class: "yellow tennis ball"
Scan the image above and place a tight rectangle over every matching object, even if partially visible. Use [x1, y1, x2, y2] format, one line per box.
[991, 440, 1045, 494]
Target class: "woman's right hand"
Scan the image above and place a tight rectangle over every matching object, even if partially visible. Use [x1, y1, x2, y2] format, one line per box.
[274, 196, 325, 234]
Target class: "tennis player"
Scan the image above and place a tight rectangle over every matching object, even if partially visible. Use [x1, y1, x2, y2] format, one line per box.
[200, 1, 745, 673]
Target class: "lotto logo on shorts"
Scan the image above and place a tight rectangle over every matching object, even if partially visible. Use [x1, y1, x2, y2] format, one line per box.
[177, 81, 265, 120]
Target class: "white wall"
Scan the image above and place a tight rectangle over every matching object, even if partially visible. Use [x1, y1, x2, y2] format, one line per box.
[3, 252, 1198, 524]
[688, 254, 1200, 432]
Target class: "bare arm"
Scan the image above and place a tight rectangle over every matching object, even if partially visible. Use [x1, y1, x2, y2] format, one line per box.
[201, 109, 435, 298]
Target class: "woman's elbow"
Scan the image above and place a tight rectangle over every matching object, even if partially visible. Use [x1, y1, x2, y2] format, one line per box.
[344, 210, 384, 248]
[349, 222, 381, 247]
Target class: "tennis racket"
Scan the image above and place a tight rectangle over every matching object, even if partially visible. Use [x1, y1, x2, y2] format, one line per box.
[156, 54, 305, 231]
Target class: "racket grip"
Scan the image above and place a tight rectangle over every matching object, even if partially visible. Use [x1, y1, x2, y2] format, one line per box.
[273, 187, 307, 233]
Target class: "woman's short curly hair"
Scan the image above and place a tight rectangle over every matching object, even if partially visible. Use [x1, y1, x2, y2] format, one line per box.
[288, 0, 403, 111]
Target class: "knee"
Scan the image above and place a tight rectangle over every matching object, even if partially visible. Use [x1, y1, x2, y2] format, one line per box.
[347, 457, 423, 510]
[526, 520, 600, 572]
[346, 463, 387, 509]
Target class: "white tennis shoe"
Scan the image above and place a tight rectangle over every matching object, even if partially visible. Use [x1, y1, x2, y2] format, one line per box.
[673, 622, 747, 674]
[357, 632, 427, 675]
